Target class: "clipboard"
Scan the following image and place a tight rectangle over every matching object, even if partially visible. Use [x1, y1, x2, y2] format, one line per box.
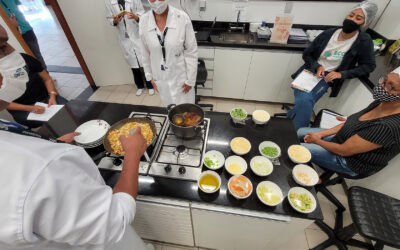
[290, 69, 322, 92]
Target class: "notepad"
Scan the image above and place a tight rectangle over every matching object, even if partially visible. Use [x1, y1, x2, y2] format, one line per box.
[27, 102, 64, 122]
[291, 69, 322, 92]
[320, 110, 346, 129]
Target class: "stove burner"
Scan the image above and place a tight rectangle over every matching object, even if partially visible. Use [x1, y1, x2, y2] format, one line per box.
[174, 145, 189, 160]
[176, 145, 186, 153]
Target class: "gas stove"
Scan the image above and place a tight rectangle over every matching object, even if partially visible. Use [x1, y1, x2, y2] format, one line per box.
[97, 112, 210, 181]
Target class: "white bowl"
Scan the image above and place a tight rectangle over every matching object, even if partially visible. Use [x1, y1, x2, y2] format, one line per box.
[197, 170, 221, 194]
[230, 137, 251, 155]
[288, 145, 312, 164]
[203, 150, 225, 170]
[230, 108, 247, 124]
[292, 164, 319, 187]
[228, 175, 253, 199]
[288, 187, 317, 214]
[250, 156, 273, 177]
[252, 110, 270, 125]
[225, 155, 247, 175]
[256, 181, 284, 206]
[258, 141, 281, 159]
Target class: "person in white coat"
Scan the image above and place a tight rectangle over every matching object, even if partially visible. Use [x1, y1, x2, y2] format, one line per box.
[139, 0, 198, 106]
[0, 75, 153, 249]
[105, 0, 154, 96]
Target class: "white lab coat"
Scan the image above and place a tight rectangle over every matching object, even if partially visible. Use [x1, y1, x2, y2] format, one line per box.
[139, 6, 198, 106]
[0, 130, 149, 250]
[105, 0, 145, 68]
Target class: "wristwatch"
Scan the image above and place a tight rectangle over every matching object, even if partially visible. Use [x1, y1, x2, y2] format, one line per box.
[49, 91, 58, 96]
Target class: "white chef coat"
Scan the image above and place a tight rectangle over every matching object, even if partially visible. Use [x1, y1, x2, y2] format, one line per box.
[139, 6, 198, 106]
[105, 0, 145, 68]
[0, 130, 148, 250]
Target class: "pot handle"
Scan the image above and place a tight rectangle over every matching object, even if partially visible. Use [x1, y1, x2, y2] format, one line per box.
[194, 120, 205, 133]
[167, 104, 176, 112]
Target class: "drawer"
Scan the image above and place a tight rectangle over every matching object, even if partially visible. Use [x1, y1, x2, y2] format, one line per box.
[197, 80, 213, 89]
[198, 48, 215, 59]
[205, 60, 214, 70]
[197, 88, 212, 96]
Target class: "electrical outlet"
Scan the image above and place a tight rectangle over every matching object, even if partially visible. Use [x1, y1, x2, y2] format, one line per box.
[200, 0, 206, 11]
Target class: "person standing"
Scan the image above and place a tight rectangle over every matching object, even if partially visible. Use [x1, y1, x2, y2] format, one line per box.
[0, 0, 47, 70]
[106, 0, 154, 96]
[287, 1, 377, 131]
[139, 0, 198, 106]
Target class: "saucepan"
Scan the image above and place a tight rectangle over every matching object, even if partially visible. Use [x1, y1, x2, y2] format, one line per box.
[167, 103, 205, 139]
[103, 117, 157, 159]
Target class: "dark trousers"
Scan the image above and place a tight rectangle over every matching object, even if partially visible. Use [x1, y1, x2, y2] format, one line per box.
[22, 30, 47, 70]
[9, 95, 68, 128]
[131, 68, 153, 89]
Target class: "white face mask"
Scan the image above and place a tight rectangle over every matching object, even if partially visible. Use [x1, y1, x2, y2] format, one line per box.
[148, 0, 169, 15]
[0, 51, 28, 102]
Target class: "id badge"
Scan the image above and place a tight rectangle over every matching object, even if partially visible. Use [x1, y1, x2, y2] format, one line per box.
[161, 64, 168, 71]
[124, 31, 129, 38]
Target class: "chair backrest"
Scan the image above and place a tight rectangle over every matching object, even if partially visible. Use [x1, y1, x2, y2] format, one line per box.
[196, 59, 207, 86]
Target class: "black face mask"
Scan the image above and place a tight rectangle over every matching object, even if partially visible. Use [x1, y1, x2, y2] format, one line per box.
[342, 19, 360, 33]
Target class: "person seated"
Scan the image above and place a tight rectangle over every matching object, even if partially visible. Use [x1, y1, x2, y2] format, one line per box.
[0, 24, 67, 128]
[288, 0, 378, 131]
[297, 69, 400, 177]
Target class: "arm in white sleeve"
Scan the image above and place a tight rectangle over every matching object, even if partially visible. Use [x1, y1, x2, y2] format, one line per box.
[139, 21, 153, 81]
[24, 147, 136, 246]
[105, 0, 116, 26]
[183, 14, 198, 87]
[135, 0, 145, 18]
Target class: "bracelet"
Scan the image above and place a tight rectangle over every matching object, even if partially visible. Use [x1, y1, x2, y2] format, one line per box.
[49, 91, 58, 96]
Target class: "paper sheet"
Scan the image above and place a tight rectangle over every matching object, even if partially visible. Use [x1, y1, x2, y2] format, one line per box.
[291, 69, 322, 92]
[27, 102, 64, 122]
[320, 110, 346, 129]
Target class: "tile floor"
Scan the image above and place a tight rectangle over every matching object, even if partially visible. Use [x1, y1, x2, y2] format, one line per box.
[89, 85, 370, 250]
[20, 0, 89, 99]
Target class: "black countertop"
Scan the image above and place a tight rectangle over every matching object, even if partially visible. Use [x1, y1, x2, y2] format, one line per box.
[43, 100, 323, 221]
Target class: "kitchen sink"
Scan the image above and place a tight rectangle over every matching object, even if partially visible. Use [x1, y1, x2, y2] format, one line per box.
[218, 32, 254, 44]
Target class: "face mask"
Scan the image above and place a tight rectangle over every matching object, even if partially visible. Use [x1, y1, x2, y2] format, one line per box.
[148, 0, 168, 15]
[342, 19, 360, 33]
[372, 83, 400, 102]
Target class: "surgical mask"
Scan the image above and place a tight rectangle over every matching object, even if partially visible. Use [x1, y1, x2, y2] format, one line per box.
[342, 19, 360, 33]
[0, 51, 28, 102]
[148, 0, 168, 15]
[372, 82, 400, 102]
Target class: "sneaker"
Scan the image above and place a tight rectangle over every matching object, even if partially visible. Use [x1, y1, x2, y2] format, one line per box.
[136, 89, 143, 96]
[148, 89, 155, 96]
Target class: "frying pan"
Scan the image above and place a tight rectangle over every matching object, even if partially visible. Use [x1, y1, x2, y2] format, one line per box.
[103, 117, 157, 157]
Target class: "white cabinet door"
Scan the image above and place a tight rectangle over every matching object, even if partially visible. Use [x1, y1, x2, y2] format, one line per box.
[213, 48, 252, 99]
[133, 196, 194, 246]
[277, 52, 304, 104]
[243, 50, 292, 102]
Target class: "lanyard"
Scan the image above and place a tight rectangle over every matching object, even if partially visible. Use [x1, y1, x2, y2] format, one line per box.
[0, 121, 60, 143]
[118, 3, 128, 36]
[156, 27, 168, 64]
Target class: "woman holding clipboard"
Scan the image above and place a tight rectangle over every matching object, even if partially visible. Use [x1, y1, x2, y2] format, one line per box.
[288, 1, 377, 130]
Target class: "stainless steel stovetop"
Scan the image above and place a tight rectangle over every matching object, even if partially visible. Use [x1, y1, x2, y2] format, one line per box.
[97, 111, 210, 181]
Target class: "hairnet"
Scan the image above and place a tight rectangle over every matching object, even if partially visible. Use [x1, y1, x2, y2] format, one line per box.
[352, 1, 378, 29]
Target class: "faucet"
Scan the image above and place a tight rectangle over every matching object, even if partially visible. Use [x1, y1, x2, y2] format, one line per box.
[229, 10, 245, 32]
[237, 10, 240, 23]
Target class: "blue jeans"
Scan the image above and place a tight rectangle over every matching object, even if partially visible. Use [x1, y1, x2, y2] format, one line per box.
[297, 127, 357, 177]
[287, 79, 330, 131]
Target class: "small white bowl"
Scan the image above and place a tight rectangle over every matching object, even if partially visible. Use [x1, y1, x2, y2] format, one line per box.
[288, 145, 312, 164]
[258, 141, 281, 159]
[203, 150, 225, 170]
[228, 175, 253, 199]
[197, 170, 221, 194]
[225, 155, 247, 175]
[256, 181, 284, 206]
[288, 187, 317, 214]
[252, 110, 270, 125]
[292, 164, 319, 187]
[250, 156, 273, 177]
[230, 137, 251, 155]
[230, 108, 247, 124]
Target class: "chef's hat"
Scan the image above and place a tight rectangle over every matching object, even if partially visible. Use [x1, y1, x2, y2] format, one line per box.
[352, 1, 378, 29]
[392, 66, 400, 76]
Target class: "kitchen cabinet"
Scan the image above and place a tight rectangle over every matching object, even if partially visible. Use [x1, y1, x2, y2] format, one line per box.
[198, 47, 215, 96]
[277, 52, 303, 103]
[213, 48, 252, 99]
[243, 50, 292, 102]
[133, 196, 194, 246]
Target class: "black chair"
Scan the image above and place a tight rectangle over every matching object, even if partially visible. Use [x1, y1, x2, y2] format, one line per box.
[195, 59, 213, 111]
[273, 104, 291, 118]
[311, 170, 377, 250]
[314, 186, 400, 250]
